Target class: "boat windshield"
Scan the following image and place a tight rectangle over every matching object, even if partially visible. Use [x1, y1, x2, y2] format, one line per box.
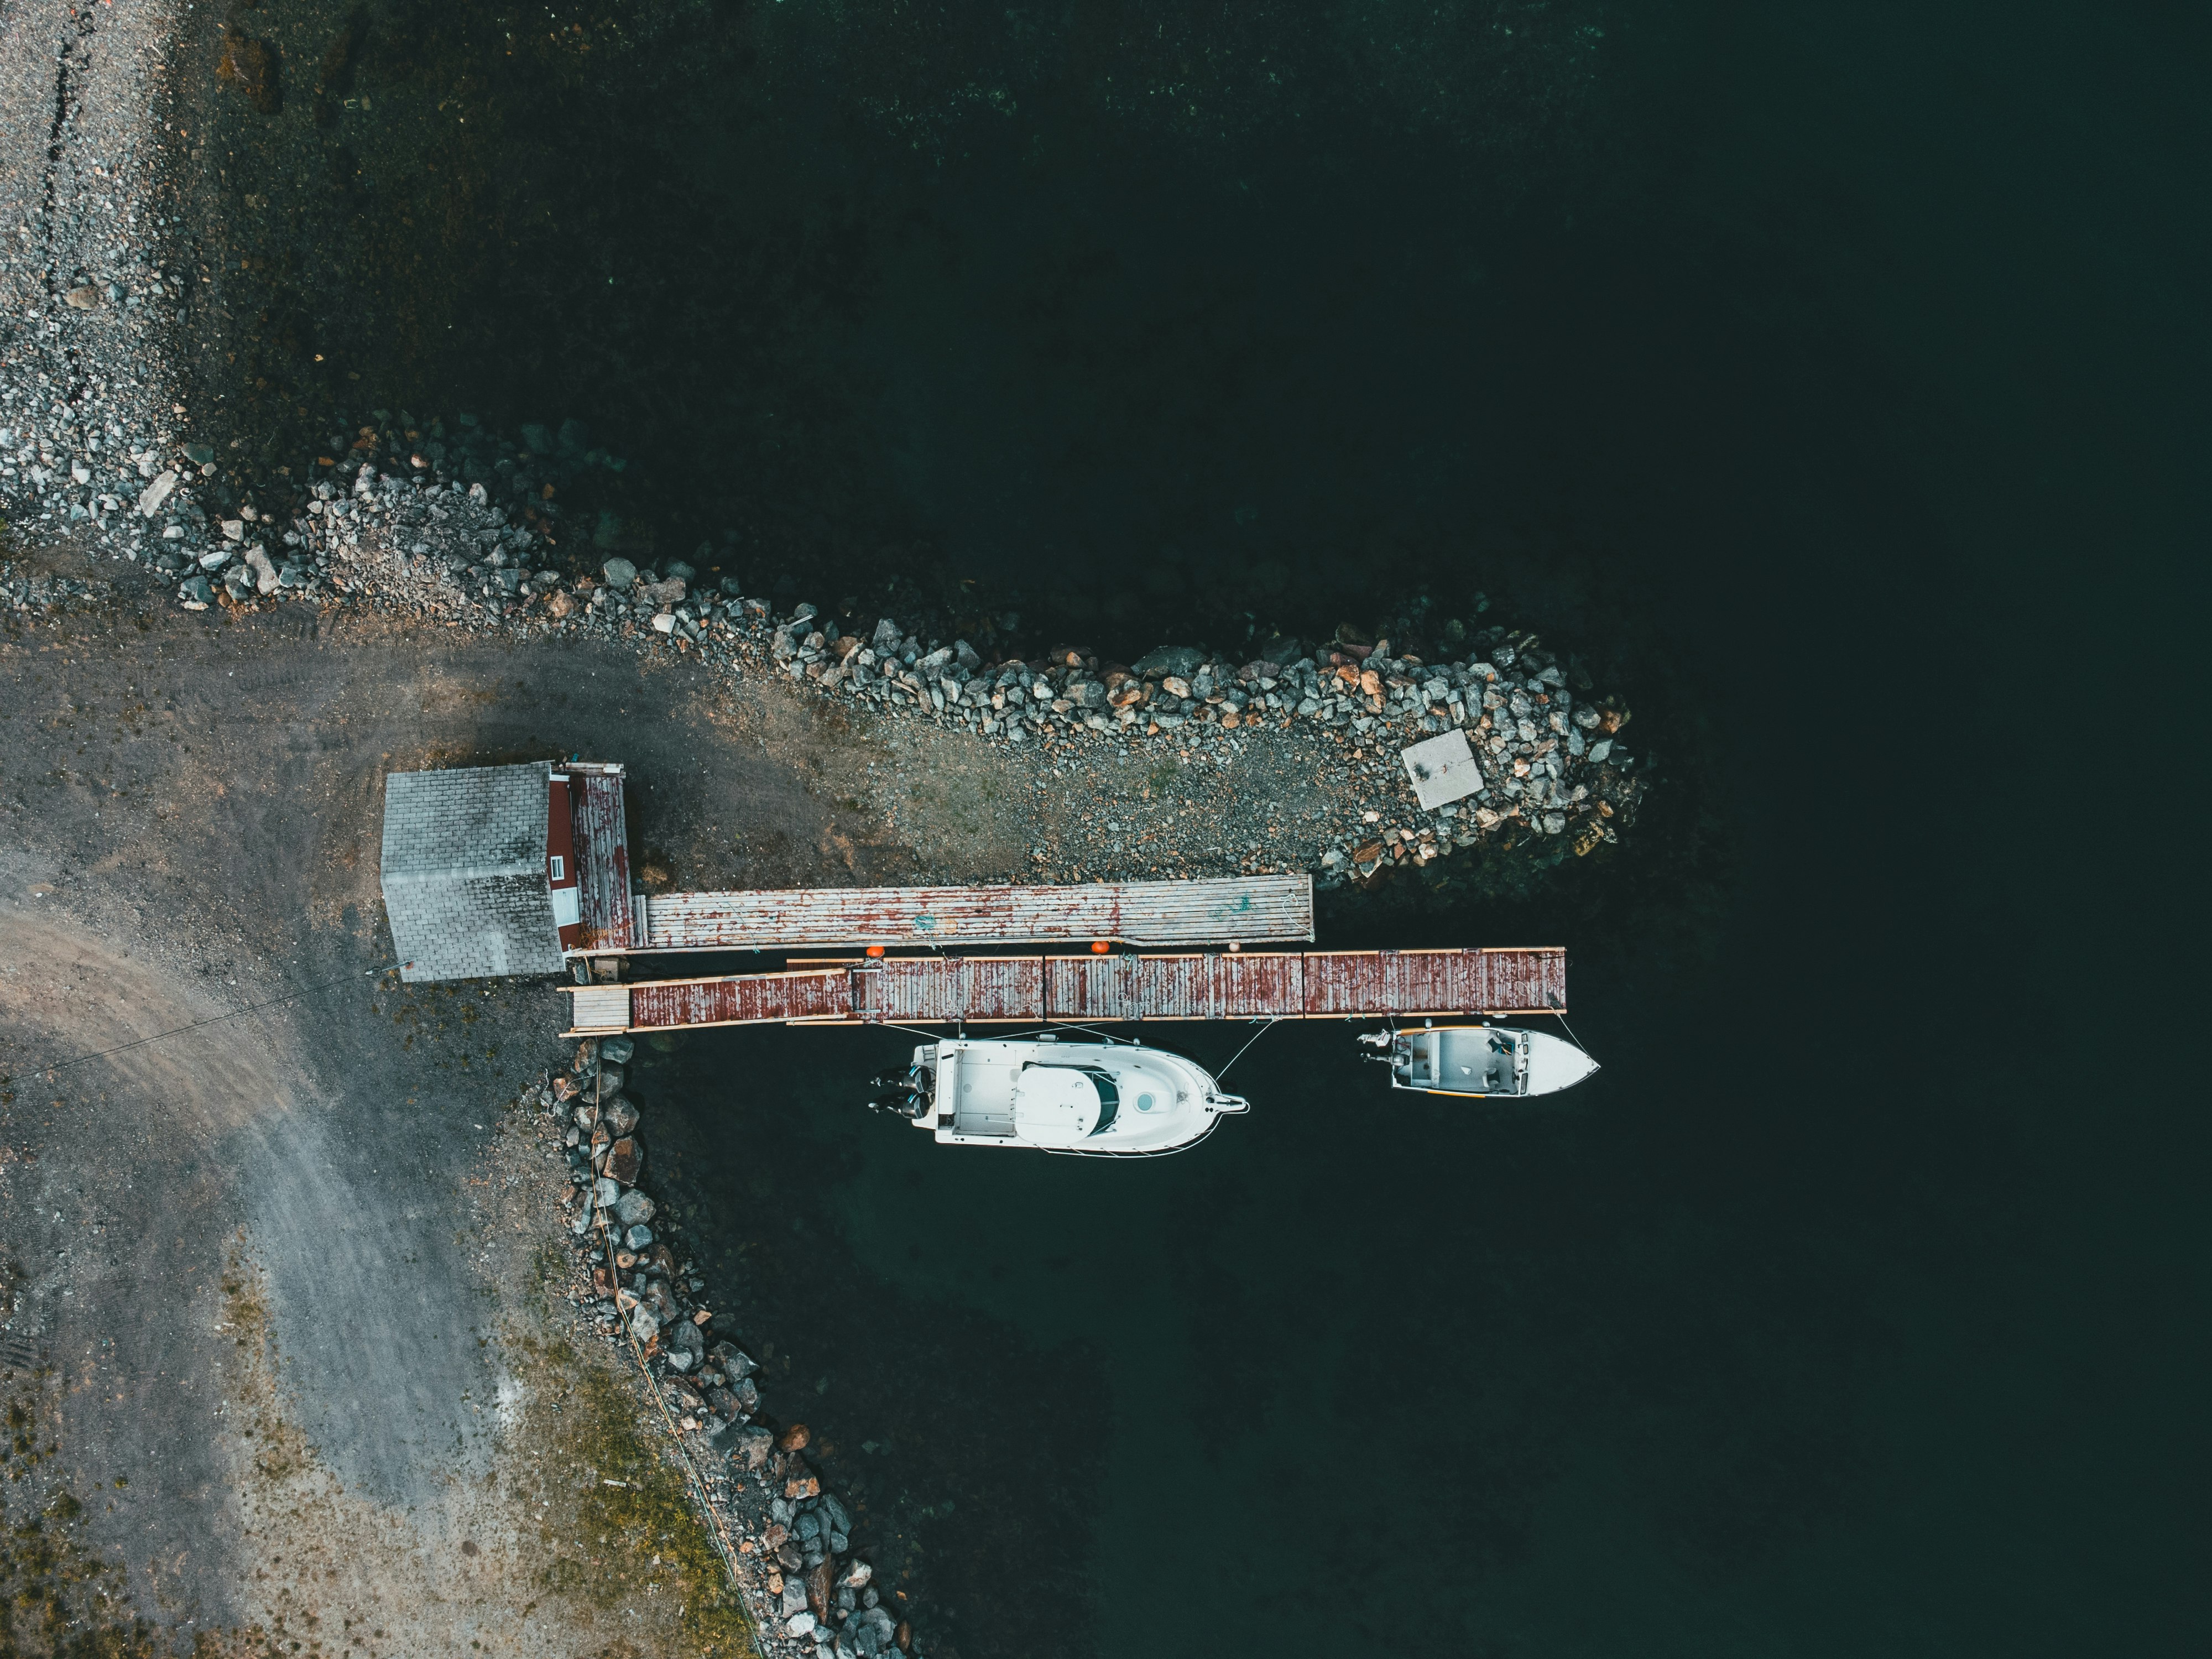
[1080, 1066, 1120, 1135]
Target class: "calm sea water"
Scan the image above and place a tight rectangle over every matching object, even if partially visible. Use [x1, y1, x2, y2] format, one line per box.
[572, 6, 2203, 1656]
[217, 0, 2202, 1652]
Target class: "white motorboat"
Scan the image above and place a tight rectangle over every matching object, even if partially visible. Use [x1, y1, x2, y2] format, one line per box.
[1360, 1023, 1599, 1098]
[880, 1036, 1250, 1155]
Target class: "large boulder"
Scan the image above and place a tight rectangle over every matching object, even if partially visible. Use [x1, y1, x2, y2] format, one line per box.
[853, 1606, 896, 1655]
[705, 1385, 745, 1422]
[613, 1188, 655, 1228]
[731, 1426, 774, 1469]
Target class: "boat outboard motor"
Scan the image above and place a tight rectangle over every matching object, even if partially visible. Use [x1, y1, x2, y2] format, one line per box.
[865, 1072, 932, 1120]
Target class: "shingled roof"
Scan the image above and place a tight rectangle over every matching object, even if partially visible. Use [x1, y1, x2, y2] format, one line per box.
[380, 763, 561, 983]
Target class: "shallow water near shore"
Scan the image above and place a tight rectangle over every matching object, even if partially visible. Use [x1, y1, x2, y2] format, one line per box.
[165, 0, 2201, 1653]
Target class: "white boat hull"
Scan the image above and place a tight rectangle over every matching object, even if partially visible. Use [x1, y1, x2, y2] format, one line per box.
[901, 1036, 1248, 1155]
[1374, 1024, 1599, 1098]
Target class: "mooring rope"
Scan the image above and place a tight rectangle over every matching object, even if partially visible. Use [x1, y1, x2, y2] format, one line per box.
[1213, 1015, 1284, 1082]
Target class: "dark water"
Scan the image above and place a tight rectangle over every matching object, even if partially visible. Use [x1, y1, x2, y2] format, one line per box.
[194, 0, 2202, 1653]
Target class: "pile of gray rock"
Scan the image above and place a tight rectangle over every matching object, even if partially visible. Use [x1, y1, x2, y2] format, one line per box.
[0, 409, 231, 572]
[546, 1035, 919, 1659]
[750, 608, 1646, 874]
[1286, 637, 1641, 873]
[155, 462, 540, 617]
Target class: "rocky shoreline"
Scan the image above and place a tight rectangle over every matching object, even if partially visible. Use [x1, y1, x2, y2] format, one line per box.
[538, 1032, 911, 1658]
[4, 419, 1648, 884]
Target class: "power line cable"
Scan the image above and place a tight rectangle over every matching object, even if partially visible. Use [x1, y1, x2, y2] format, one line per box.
[5, 961, 410, 1079]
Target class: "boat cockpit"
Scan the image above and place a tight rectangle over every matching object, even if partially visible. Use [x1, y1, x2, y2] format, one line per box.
[1392, 1026, 1525, 1095]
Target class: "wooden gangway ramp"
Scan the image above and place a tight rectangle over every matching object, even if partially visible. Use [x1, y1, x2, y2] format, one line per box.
[562, 947, 1565, 1035]
[562, 763, 643, 954]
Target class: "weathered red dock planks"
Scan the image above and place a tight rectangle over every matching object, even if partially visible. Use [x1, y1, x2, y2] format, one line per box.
[564, 764, 639, 953]
[627, 968, 853, 1029]
[563, 947, 1566, 1034]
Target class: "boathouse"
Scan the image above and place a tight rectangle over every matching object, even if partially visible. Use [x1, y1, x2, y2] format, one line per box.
[379, 762, 569, 982]
[378, 759, 638, 982]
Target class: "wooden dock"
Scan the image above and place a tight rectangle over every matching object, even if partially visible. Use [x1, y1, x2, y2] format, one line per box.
[637, 875, 1313, 952]
[562, 947, 1566, 1035]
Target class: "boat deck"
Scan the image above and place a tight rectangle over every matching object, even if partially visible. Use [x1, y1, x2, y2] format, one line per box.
[561, 947, 1566, 1035]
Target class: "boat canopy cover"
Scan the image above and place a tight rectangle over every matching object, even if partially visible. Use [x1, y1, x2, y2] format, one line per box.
[1011, 1063, 1118, 1146]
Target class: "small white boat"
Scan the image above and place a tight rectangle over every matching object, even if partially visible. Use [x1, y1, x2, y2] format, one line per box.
[1361, 1023, 1599, 1098]
[880, 1036, 1249, 1155]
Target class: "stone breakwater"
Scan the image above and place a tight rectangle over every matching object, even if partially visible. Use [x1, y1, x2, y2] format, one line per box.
[541, 1032, 917, 1659]
[757, 613, 1646, 869]
[3, 439, 1648, 883]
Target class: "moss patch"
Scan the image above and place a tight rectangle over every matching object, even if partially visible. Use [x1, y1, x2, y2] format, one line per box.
[514, 1335, 755, 1658]
[0, 1400, 159, 1656]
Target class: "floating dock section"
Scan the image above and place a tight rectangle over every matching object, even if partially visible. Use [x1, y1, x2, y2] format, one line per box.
[562, 947, 1566, 1035]
[636, 875, 1312, 953]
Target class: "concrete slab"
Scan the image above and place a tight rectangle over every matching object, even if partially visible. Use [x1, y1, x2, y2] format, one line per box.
[1401, 729, 1485, 809]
